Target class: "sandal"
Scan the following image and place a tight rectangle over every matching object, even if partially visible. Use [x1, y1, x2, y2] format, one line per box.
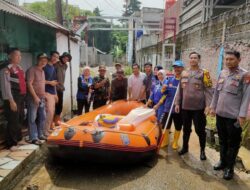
[31, 140, 42, 145]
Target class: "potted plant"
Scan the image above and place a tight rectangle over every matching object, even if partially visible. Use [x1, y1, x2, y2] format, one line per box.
[206, 116, 216, 146]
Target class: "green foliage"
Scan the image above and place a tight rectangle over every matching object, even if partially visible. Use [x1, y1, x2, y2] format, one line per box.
[111, 30, 128, 58]
[23, 1, 129, 57]
[23, 0, 56, 21]
[23, 0, 93, 22]
[206, 116, 216, 130]
[124, 0, 141, 16]
[124, 66, 132, 76]
[88, 7, 112, 53]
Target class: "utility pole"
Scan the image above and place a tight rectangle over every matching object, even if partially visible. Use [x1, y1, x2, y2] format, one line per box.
[132, 18, 136, 64]
[55, 0, 63, 25]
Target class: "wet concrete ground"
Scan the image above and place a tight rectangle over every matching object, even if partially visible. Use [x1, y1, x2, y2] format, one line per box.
[13, 146, 250, 190]
[12, 67, 250, 190]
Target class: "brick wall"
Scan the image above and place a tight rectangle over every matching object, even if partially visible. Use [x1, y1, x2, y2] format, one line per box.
[175, 4, 250, 149]
[176, 3, 250, 82]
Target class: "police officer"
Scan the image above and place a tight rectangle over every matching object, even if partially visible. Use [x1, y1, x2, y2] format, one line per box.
[175, 52, 213, 160]
[93, 65, 110, 109]
[210, 51, 250, 180]
[0, 48, 26, 151]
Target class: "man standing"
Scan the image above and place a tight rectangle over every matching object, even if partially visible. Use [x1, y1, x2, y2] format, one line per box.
[93, 65, 110, 109]
[142, 62, 157, 101]
[128, 64, 146, 102]
[157, 61, 184, 149]
[44, 51, 59, 136]
[210, 51, 250, 180]
[0, 48, 26, 151]
[26, 53, 48, 145]
[112, 63, 122, 80]
[54, 52, 71, 125]
[111, 69, 127, 102]
[175, 52, 213, 160]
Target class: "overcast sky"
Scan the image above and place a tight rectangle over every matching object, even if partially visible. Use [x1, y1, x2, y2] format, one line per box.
[19, 0, 165, 16]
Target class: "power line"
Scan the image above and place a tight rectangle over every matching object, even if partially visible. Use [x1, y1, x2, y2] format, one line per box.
[103, 0, 123, 14]
[83, 0, 95, 9]
[107, 0, 124, 12]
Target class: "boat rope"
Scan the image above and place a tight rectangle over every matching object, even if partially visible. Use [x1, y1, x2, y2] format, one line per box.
[59, 121, 146, 138]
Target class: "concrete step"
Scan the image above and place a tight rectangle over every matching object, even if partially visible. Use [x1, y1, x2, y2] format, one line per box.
[0, 143, 43, 190]
[239, 146, 250, 173]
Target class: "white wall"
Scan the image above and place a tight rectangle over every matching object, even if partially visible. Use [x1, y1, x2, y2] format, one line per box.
[20, 52, 33, 72]
[56, 32, 80, 116]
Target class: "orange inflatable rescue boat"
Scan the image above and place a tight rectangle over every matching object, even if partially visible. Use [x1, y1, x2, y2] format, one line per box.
[47, 100, 161, 163]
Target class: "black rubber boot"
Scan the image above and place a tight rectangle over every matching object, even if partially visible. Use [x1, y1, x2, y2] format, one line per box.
[214, 146, 227, 170]
[178, 147, 188, 155]
[214, 161, 226, 170]
[223, 168, 234, 180]
[200, 149, 206, 161]
[223, 147, 239, 180]
[178, 133, 190, 155]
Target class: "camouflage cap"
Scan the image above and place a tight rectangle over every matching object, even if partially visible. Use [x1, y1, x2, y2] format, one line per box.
[37, 53, 49, 60]
[99, 65, 106, 71]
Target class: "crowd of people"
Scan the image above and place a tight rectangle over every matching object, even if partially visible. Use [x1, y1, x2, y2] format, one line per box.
[0, 48, 71, 148]
[0, 48, 249, 181]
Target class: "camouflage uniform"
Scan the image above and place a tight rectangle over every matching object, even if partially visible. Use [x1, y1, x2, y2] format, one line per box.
[176, 68, 213, 152]
[93, 75, 110, 109]
[210, 68, 250, 171]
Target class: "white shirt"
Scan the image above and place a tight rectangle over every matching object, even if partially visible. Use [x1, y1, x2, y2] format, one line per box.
[128, 72, 146, 100]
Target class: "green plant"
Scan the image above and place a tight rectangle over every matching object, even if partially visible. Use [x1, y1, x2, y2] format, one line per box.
[124, 66, 132, 76]
[206, 116, 216, 130]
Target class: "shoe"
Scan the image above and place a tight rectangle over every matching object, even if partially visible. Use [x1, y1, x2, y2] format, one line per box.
[18, 140, 29, 145]
[200, 149, 207, 161]
[223, 168, 234, 180]
[9, 146, 18, 152]
[39, 136, 47, 141]
[31, 139, 42, 145]
[213, 161, 226, 171]
[178, 148, 188, 155]
[172, 130, 181, 150]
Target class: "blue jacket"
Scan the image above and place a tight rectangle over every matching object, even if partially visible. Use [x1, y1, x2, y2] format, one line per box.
[76, 75, 93, 100]
[149, 81, 164, 105]
[163, 76, 180, 113]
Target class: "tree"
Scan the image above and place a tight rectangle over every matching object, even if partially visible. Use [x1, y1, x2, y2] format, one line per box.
[87, 7, 112, 53]
[23, 0, 93, 23]
[124, 0, 141, 16]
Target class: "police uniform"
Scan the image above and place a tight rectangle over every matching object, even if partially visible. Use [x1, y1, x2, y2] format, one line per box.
[210, 68, 250, 178]
[93, 75, 110, 109]
[0, 63, 26, 148]
[176, 68, 213, 158]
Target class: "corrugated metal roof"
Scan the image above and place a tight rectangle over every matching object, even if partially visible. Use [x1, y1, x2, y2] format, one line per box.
[0, 0, 69, 33]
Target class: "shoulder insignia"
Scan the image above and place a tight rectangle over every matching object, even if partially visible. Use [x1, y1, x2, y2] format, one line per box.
[235, 74, 241, 79]
[220, 69, 229, 78]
